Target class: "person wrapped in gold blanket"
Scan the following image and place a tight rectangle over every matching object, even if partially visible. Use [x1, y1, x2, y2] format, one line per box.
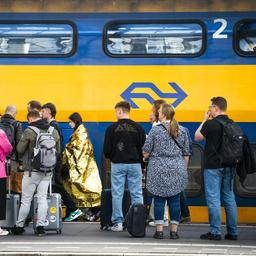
[62, 112, 102, 209]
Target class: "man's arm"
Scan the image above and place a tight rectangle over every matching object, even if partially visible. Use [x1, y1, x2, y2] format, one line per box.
[194, 111, 210, 142]
[17, 129, 30, 157]
[15, 122, 23, 145]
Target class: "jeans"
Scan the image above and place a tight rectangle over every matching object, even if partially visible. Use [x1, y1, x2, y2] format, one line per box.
[16, 171, 52, 227]
[180, 191, 190, 218]
[204, 168, 237, 235]
[154, 193, 181, 225]
[111, 163, 143, 224]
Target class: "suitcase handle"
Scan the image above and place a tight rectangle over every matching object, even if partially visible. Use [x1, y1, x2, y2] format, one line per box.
[7, 158, 11, 195]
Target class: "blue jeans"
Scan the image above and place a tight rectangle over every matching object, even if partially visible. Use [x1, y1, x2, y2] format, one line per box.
[111, 163, 143, 224]
[204, 168, 237, 236]
[154, 193, 181, 225]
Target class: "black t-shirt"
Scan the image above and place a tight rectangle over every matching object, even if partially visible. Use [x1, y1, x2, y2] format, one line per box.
[201, 115, 230, 169]
[103, 119, 146, 164]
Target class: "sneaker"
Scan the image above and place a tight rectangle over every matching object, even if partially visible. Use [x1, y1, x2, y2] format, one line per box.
[64, 209, 83, 222]
[225, 233, 238, 240]
[0, 228, 9, 236]
[180, 216, 191, 224]
[35, 226, 45, 236]
[110, 223, 123, 232]
[200, 232, 221, 240]
[170, 231, 179, 239]
[11, 226, 25, 235]
[153, 231, 163, 239]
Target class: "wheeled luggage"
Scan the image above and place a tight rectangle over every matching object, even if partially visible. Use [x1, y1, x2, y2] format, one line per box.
[33, 179, 62, 234]
[0, 159, 20, 229]
[125, 203, 147, 237]
[100, 189, 131, 230]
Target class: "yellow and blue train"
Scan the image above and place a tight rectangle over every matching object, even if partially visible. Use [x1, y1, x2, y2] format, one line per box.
[0, 0, 255, 223]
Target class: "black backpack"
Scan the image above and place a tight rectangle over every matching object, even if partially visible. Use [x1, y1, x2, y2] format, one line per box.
[215, 118, 245, 167]
[0, 119, 16, 154]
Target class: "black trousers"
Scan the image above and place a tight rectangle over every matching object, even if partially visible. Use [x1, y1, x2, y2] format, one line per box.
[53, 181, 77, 215]
[0, 178, 7, 220]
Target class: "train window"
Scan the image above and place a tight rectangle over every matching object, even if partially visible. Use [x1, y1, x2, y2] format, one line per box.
[235, 144, 256, 197]
[104, 21, 206, 57]
[0, 22, 76, 57]
[185, 143, 204, 197]
[234, 20, 256, 56]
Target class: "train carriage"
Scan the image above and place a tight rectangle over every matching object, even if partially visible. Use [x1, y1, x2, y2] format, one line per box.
[0, 0, 255, 223]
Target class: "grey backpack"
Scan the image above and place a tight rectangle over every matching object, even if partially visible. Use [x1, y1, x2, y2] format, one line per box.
[29, 126, 57, 173]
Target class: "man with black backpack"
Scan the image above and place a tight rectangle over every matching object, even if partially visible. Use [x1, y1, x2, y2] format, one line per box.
[0, 106, 23, 193]
[0, 105, 23, 161]
[195, 97, 239, 241]
[11, 110, 60, 236]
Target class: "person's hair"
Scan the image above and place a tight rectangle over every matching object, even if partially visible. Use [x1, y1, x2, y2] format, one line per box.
[42, 103, 56, 118]
[211, 97, 227, 112]
[27, 110, 40, 120]
[69, 112, 83, 130]
[152, 99, 166, 122]
[160, 103, 179, 139]
[114, 101, 131, 113]
[28, 100, 42, 111]
[5, 105, 17, 115]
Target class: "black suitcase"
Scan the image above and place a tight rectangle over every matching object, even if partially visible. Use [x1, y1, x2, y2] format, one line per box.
[100, 189, 130, 230]
[125, 203, 147, 237]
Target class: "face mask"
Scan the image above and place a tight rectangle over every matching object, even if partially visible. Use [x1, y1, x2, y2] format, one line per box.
[69, 122, 75, 128]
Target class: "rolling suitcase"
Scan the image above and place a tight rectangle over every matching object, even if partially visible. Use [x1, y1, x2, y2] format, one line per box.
[33, 179, 62, 234]
[0, 159, 20, 230]
[125, 203, 147, 237]
[100, 189, 131, 230]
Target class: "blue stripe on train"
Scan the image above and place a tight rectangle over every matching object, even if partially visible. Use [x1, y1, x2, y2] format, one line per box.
[0, 12, 256, 65]
[20, 121, 256, 206]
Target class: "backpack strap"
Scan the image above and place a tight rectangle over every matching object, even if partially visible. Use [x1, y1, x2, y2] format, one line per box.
[47, 126, 54, 134]
[159, 124, 182, 150]
[28, 126, 40, 135]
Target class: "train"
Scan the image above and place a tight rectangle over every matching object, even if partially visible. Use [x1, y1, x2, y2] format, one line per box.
[0, 0, 255, 223]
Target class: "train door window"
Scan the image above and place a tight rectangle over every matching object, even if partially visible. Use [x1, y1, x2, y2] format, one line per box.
[234, 20, 256, 56]
[104, 21, 206, 57]
[235, 144, 256, 197]
[0, 22, 76, 57]
[185, 143, 204, 197]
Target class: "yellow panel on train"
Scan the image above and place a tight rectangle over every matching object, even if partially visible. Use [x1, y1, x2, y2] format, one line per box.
[1, 65, 255, 122]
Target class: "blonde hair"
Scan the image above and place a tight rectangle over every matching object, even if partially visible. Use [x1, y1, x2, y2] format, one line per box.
[152, 99, 166, 122]
[160, 103, 179, 139]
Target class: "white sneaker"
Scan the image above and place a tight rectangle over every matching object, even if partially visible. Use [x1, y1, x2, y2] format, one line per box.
[110, 223, 123, 232]
[0, 228, 9, 236]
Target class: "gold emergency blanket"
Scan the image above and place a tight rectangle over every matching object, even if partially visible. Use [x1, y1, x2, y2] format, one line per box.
[62, 124, 102, 208]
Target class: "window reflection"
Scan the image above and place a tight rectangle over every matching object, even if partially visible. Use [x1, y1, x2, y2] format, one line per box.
[236, 21, 256, 54]
[0, 24, 73, 55]
[106, 23, 203, 55]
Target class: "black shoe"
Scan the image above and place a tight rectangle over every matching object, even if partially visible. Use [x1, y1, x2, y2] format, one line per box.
[153, 231, 163, 239]
[11, 226, 25, 235]
[225, 233, 238, 240]
[170, 231, 179, 239]
[35, 226, 45, 236]
[200, 232, 221, 240]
